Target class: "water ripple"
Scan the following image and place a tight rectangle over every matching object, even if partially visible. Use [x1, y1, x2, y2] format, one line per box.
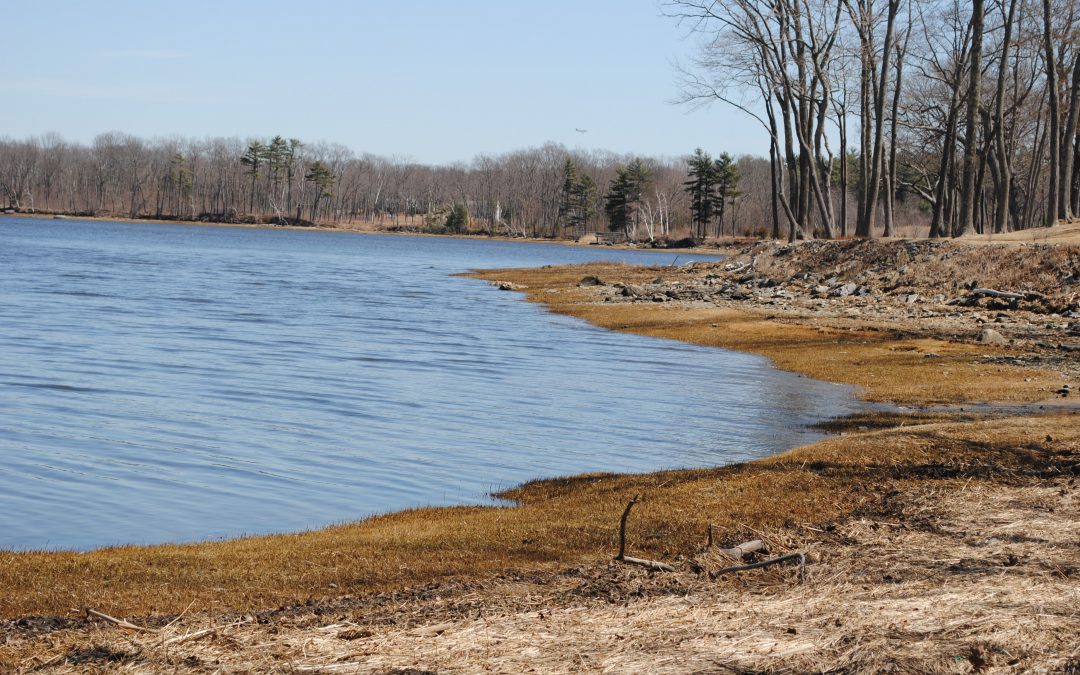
[0, 217, 877, 551]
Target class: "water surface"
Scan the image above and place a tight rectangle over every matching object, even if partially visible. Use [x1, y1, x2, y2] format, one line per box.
[0, 218, 872, 550]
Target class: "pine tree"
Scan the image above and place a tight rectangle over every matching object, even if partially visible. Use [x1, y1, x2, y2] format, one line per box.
[240, 141, 267, 215]
[445, 203, 469, 233]
[304, 160, 335, 221]
[604, 159, 650, 235]
[267, 136, 290, 209]
[559, 158, 597, 232]
[683, 148, 716, 238]
[712, 153, 740, 238]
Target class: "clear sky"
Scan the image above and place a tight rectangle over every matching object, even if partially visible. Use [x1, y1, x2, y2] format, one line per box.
[0, 0, 765, 164]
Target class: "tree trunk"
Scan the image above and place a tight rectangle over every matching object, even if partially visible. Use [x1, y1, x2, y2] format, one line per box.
[956, 0, 985, 237]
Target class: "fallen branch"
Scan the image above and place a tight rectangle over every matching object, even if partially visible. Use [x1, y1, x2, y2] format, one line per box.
[718, 539, 768, 560]
[614, 495, 676, 572]
[714, 552, 806, 582]
[618, 555, 677, 572]
[85, 608, 156, 634]
[971, 288, 1024, 301]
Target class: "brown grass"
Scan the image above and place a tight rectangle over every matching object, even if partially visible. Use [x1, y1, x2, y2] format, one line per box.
[3, 413, 1078, 672]
[470, 263, 1059, 404]
[2, 411, 1075, 619]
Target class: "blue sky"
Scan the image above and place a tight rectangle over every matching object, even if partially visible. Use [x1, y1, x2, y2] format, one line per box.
[0, 0, 765, 164]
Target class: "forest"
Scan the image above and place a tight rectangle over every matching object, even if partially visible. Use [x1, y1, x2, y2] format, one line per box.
[1, 0, 1078, 243]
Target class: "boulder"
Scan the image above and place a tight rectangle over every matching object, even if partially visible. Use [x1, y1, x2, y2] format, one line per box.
[832, 282, 859, 297]
[976, 328, 1009, 345]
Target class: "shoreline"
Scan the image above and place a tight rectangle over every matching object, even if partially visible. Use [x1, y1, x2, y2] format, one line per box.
[2, 235, 1079, 671]
[0, 210, 733, 256]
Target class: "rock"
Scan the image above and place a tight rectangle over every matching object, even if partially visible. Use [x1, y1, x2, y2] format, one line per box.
[1059, 344, 1080, 353]
[923, 353, 941, 359]
[578, 275, 606, 287]
[832, 282, 859, 297]
[976, 328, 1009, 345]
[812, 285, 830, 297]
[495, 281, 524, 291]
[904, 294, 921, 304]
[620, 284, 645, 298]
[729, 286, 752, 300]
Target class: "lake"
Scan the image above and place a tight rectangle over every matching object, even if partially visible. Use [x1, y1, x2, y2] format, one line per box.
[0, 218, 872, 551]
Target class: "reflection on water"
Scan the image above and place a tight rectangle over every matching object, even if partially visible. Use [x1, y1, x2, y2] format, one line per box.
[0, 218, 872, 551]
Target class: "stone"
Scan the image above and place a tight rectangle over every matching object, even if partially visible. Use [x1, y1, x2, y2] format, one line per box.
[904, 294, 920, 304]
[976, 328, 1008, 345]
[578, 275, 606, 287]
[832, 282, 859, 297]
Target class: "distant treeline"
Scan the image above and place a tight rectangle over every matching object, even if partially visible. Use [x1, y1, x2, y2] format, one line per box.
[0, 132, 936, 241]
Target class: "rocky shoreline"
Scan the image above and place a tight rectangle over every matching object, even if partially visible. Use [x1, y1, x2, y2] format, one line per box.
[563, 239, 1080, 387]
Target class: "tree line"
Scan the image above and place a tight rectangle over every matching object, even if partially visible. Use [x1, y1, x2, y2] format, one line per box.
[668, 0, 1080, 241]
[12, 0, 1079, 244]
[0, 133, 754, 240]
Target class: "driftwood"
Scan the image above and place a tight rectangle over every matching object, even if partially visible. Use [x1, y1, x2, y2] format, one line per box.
[714, 552, 807, 582]
[718, 539, 768, 560]
[614, 496, 677, 572]
[86, 608, 156, 633]
[971, 288, 1025, 301]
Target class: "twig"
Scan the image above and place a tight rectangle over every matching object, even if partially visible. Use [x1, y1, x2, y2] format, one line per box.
[618, 556, 677, 572]
[714, 552, 807, 582]
[85, 608, 156, 634]
[616, 495, 639, 561]
[164, 618, 250, 646]
[613, 495, 676, 572]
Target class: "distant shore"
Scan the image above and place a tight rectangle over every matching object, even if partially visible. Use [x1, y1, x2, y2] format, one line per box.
[2, 231, 1078, 672]
[0, 210, 733, 256]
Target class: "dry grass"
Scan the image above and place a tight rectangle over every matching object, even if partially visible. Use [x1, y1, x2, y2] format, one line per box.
[470, 262, 1059, 404]
[5, 426, 1077, 672]
[3, 412, 1079, 667]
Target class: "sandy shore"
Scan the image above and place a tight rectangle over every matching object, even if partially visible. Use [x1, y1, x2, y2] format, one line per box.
[2, 232, 1079, 673]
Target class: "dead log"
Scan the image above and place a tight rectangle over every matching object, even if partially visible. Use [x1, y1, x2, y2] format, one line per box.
[714, 552, 806, 582]
[971, 288, 1025, 300]
[718, 539, 768, 560]
[614, 495, 676, 572]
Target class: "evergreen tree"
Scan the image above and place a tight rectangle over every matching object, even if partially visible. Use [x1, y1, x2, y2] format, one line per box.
[240, 141, 267, 214]
[559, 158, 596, 232]
[712, 152, 740, 237]
[267, 136, 290, 206]
[304, 160, 335, 221]
[445, 203, 469, 233]
[604, 159, 650, 235]
[683, 148, 716, 238]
